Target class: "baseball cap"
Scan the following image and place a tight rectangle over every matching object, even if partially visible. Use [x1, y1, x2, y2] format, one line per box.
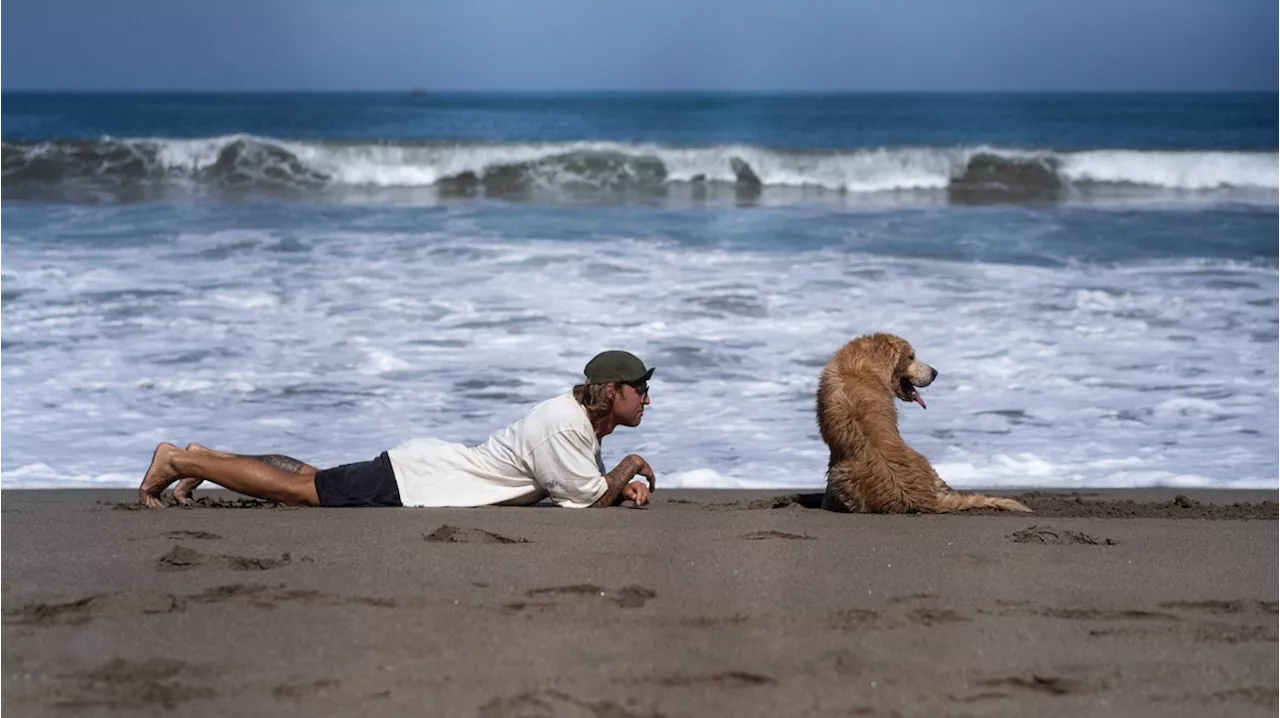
[583, 350, 654, 384]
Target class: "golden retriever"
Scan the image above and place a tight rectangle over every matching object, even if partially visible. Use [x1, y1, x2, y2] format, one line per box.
[816, 333, 1031, 513]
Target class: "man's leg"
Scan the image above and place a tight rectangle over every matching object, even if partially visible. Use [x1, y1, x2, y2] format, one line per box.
[139, 443, 320, 509]
[173, 443, 317, 505]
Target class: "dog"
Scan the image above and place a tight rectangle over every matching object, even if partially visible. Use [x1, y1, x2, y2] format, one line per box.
[816, 333, 1031, 513]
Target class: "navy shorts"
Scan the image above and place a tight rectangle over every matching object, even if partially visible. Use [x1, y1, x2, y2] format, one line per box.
[313, 452, 403, 507]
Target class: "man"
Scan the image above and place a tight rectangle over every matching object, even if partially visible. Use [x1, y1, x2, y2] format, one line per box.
[138, 350, 657, 509]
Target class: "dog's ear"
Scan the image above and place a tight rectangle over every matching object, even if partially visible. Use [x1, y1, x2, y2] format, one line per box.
[853, 333, 904, 379]
[875, 334, 912, 368]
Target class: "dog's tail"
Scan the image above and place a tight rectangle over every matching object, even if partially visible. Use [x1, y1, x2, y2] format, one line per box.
[933, 491, 1032, 513]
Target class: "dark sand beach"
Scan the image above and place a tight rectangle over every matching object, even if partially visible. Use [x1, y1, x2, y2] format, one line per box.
[2, 488, 1276, 717]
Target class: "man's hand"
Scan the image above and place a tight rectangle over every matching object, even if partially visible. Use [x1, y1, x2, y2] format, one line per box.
[623, 480, 651, 506]
[592, 454, 657, 507]
[631, 456, 656, 492]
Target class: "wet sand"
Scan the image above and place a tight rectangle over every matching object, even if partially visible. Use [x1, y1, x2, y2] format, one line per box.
[2, 488, 1276, 717]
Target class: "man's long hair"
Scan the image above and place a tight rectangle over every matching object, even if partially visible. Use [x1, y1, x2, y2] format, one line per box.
[572, 382, 615, 425]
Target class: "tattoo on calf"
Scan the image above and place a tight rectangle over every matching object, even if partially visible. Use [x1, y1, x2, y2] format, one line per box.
[245, 454, 308, 474]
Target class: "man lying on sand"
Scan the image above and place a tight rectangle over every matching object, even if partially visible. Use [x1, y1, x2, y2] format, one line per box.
[138, 351, 657, 509]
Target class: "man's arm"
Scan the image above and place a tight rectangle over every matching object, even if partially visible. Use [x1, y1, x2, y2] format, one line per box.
[591, 454, 655, 508]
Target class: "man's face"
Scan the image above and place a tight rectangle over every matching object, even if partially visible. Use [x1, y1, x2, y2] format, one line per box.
[610, 380, 650, 427]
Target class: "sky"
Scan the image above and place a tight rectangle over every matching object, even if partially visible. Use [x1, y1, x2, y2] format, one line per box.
[2, 0, 1277, 92]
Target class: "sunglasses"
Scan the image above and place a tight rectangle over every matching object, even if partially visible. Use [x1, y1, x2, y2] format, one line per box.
[624, 380, 650, 398]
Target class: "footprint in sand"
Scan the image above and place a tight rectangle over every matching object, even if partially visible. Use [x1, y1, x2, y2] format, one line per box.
[1086, 620, 1277, 644]
[156, 546, 291, 572]
[1038, 607, 1173, 621]
[997, 494, 1277, 520]
[187, 583, 275, 603]
[681, 614, 753, 628]
[650, 671, 776, 687]
[743, 530, 815, 540]
[1159, 599, 1278, 615]
[907, 608, 969, 626]
[424, 525, 530, 544]
[58, 658, 215, 709]
[972, 674, 1083, 697]
[272, 678, 341, 701]
[160, 530, 225, 540]
[702, 493, 825, 511]
[271, 589, 402, 609]
[478, 689, 662, 718]
[523, 584, 657, 608]
[1009, 526, 1117, 545]
[4, 583, 403, 628]
[1187, 624, 1278, 644]
[3, 593, 182, 626]
[186, 583, 405, 610]
[1157, 596, 1244, 614]
[888, 593, 937, 603]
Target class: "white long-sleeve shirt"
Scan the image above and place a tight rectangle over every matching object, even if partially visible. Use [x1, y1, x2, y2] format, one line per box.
[387, 394, 609, 508]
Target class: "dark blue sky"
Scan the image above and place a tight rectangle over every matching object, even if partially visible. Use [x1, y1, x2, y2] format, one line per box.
[3, 0, 1276, 91]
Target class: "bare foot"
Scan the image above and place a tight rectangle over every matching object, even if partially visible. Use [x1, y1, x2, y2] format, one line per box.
[186, 443, 232, 458]
[172, 477, 200, 505]
[139, 443, 183, 509]
[173, 443, 224, 505]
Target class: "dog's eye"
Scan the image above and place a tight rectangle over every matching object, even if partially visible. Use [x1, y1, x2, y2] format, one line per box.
[908, 353, 915, 361]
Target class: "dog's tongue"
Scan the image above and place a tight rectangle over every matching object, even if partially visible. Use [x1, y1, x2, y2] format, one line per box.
[912, 390, 927, 409]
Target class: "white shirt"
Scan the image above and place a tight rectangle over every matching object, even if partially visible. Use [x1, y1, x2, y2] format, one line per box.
[387, 394, 609, 508]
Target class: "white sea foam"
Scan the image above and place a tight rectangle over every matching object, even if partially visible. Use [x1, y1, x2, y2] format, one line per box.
[1061, 150, 1280, 190]
[11, 135, 1275, 195]
[280, 140, 1280, 192]
[1, 205, 1275, 491]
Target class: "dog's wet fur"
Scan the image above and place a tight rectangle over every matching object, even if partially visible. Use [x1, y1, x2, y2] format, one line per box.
[816, 333, 1031, 513]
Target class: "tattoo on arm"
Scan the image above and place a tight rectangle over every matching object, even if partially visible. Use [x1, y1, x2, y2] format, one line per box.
[591, 454, 646, 508]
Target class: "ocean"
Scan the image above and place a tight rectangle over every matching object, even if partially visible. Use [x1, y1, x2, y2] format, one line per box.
[2, 92, 1276, 491]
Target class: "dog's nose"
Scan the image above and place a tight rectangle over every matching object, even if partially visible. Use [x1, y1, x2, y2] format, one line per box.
[930, 367, 939, 381]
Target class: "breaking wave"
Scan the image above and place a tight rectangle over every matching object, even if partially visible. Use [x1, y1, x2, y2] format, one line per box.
[4, 135, 1276, 202]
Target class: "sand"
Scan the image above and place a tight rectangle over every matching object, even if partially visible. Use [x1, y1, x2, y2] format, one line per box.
[2, 487, 1276, 717]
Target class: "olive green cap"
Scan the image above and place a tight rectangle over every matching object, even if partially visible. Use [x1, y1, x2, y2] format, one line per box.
[584, 350, 654, 384]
